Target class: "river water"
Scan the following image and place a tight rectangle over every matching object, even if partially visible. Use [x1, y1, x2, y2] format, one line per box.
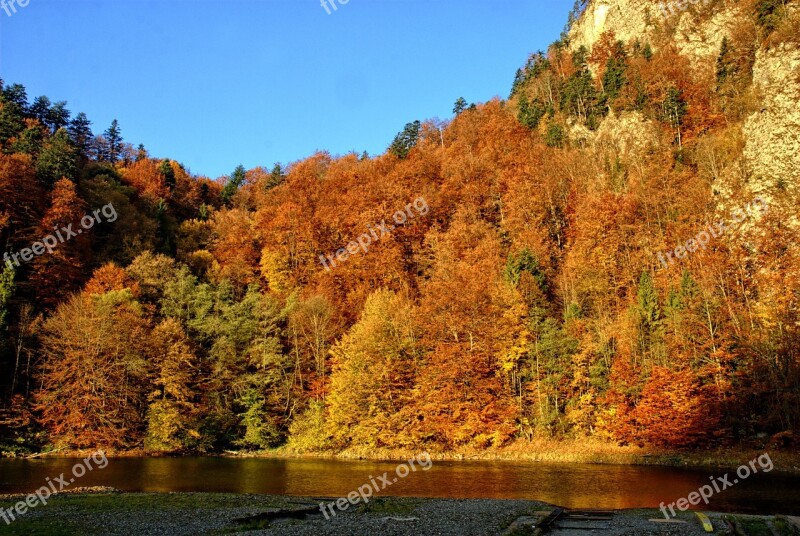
[1, 457, 798, 514]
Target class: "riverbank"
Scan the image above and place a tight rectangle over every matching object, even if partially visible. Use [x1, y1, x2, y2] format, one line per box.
[8, 438, 800, 474]
[0, 492, 797, 535]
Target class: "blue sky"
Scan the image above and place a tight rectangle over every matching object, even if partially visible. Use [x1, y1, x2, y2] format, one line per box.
[0, 0, 572, 179]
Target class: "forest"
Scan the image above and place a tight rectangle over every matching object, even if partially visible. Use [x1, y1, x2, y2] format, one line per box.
[0, 0, 798, 456]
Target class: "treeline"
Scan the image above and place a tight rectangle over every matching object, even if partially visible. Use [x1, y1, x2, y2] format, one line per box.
[0, 0, 798, 454]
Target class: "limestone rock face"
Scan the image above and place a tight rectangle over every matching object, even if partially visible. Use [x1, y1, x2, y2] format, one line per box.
[743, 43, 800, 192]
[569, 0, 657, 53]
[569, 0, 738, 64]
[569, 0, 800, 195]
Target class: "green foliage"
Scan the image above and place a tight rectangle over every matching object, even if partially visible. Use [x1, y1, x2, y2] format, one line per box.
[267, 163, 285, 189]
[545, 122, 566, 148]
[145, 400, 191, 452]
[235, 388, 279, 449]
[67, 112, 93, 157]
[524, 307, 580, 435]
[634, 271, 665, 364]
[504, 248, 548, 293]
[9, 124, 43, 156]
[0, 265, 14, 332]
[388, 120, 421, 159]
[160, 159, 176, 190]
[602, 42, 628, 101]
[660, 86, 688, 146]
[560, 46, 605, 128]
[716, 37, 737, 89]
[103, 119, 123, 163]
[0, 84, 27, 145]
[287, 400, 330, 451]
[221, 164, 246, 205]
[518, 94, 548, 130]
[453, 97, 468, 115]
[755, 0, 785, 33]
[35, 128, 77, 185]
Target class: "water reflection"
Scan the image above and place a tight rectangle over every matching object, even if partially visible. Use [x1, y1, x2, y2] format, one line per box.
[0, 457, 798, 514]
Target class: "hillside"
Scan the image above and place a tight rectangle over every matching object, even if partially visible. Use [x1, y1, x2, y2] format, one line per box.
[0, 0, 798, 456]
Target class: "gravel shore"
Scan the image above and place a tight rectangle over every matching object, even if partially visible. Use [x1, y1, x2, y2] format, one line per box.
[0, 492, 795, 535]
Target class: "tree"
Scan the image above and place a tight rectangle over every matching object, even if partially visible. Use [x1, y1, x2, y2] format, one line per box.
[160, 159, 176, 190]
[221, 164, 246, 206]
[29, 96, 51, 126]
[35, 128, 77, 185]
[68, 112, 93, 157]
[325, 289, 418, 447]
[28, 178, 88, 306]
[104, 119, 123, 163]
[0, 85, 27, 144]
[1, 83, 28, 114]
[36, 290, 153, 448]
[453, 97, 468, 116]
[47, 101, 70, 132]
[661, 86, 687, 148]
[145, 318, 200, 452]
[388, 120, 421, 159]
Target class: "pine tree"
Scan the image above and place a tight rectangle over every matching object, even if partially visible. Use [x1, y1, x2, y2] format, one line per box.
[67, 112, 93, 157]
[104, 119, 123, 163]
[160, 159, 176, 190]
[453, 97, 468, 116]
[388, 120, 421, 159]
[221, 164, 246, 205]
[47, 101, 70, 132]
[0, 264, 14, 334]
[510, 68, 525, 98]
[36, 129, 77, 185]
[29, 96, 51, 126]
[661, 86, 687, 148]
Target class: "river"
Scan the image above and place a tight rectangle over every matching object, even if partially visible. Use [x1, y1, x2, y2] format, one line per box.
[1, 457, 798, 514]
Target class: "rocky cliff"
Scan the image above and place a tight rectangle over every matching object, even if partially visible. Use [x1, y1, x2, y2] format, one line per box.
[569, 0, 800, 196]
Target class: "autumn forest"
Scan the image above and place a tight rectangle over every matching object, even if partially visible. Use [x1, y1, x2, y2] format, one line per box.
[0, 0, 798, 457]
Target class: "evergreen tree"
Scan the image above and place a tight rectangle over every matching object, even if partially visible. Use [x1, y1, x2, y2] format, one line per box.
[453, 97, 468, 116]
[602, 42, 628, 101]
[518, 94, 547, 130]
[634, 271, 665, 365]
[160, 159, 176, 190]
[661, 86, 688, 148]
[221, 164, 246, 205]
[266, 163, 284, 189]
[388, 120, 421, 159]
[67, 112, 93, 157]
[47, 101, 71, 132]
[1, 83, 28, 114]
[29, 96, 51, 126]
[0, 265, 14, 335]
[104, 119, 123, 163]
[716, 37, 739, 91]
[510, 68, 525, 98]
[36, 128, 77, 185]
[0, 84, 27, 143]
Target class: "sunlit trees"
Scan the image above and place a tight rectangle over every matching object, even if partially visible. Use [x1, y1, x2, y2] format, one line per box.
[326, 289, 418, 447]
[36, 290, 153, 448]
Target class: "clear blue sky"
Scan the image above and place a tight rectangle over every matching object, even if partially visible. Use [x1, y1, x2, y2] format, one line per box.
[1, 0, 572, 179]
